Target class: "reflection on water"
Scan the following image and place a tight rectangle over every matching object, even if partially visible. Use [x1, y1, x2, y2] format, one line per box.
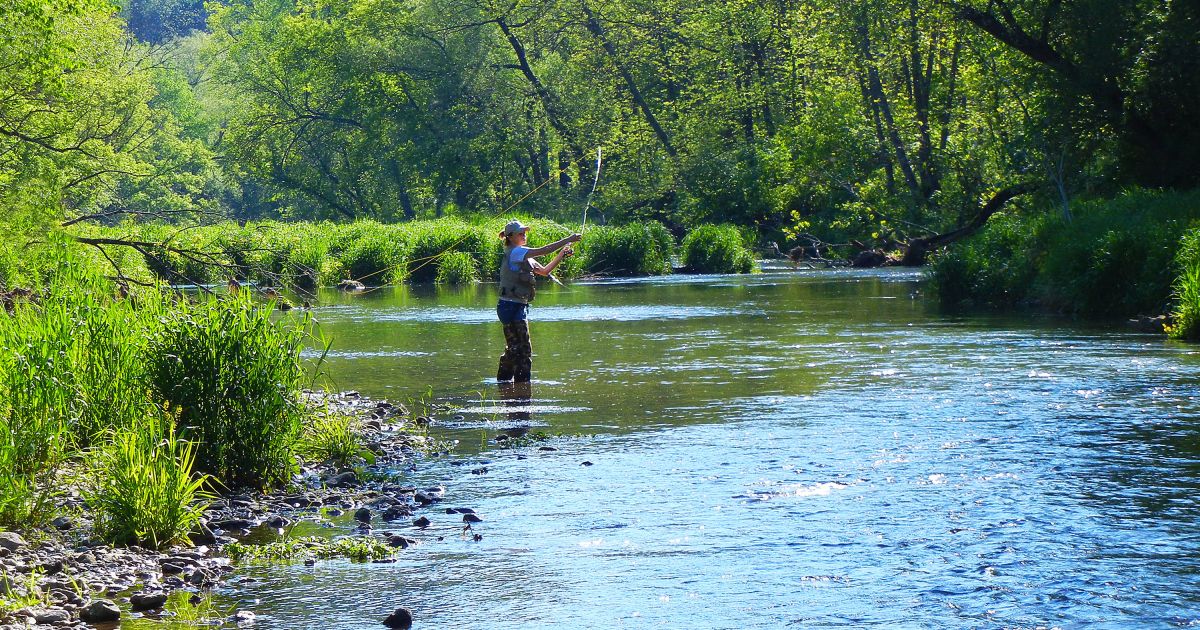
[219, 269, 1200, 628]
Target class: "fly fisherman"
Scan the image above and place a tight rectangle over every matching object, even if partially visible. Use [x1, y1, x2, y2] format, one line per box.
[496, 220, 581, 382]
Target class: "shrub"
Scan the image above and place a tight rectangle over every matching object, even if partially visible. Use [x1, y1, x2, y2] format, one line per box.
[338, 230, 411, 286]
[580, 222, 675, 276]
[929, 212, 1042, 308]
[87, 408, 212, 548]
[434, 251, 479, 284]
[680, 224, 756, 274]
[146, 295, 307, 489]
[1168, 227, 1200, 340]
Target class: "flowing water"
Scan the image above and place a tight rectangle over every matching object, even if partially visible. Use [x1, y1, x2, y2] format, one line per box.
[220, 268, 1200, 628]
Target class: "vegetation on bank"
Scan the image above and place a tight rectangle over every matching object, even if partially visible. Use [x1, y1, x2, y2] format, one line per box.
[929, 188, 1200, 332]
[0, 245, 378, 547]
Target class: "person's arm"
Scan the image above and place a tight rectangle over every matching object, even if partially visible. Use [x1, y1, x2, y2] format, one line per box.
[523, 233, 581, 259]
[532, 245, 573, 276]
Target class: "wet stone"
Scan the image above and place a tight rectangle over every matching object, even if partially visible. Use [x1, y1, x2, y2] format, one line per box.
[354, 507, 372, 524]
[412, 517, 431, 528]
[382, 506, 411, 522]
[130, 591, 168, 612]
[383, 607, 413, 629]
[34, 608, 71, 624]
[80, 599, 121, 623]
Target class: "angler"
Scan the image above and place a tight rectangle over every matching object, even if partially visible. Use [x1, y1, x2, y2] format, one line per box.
[495, 220, 581, 382]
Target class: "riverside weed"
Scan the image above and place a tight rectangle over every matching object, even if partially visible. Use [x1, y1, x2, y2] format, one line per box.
[147, 294, 306, 489]
[297, 412, 366, 467]
[1168, 228, 1200, 340]
[87, 407, 212, 548]
[681, 224, 756, 274]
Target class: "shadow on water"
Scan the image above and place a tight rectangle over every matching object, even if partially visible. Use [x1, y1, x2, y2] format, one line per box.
[219, 268, 1200, 628]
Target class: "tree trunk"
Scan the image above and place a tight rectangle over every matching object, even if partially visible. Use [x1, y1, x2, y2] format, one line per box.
[899, 182, 1037, 265]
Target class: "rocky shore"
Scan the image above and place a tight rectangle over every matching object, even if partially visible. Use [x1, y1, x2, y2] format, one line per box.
[0, 391, 459, 628]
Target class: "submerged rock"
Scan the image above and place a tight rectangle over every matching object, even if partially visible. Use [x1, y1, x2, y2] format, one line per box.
[383, 607, 413, 629]
[354, 507, 372, 523]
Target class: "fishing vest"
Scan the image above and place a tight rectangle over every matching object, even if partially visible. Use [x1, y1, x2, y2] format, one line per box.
[499, 246, 536, 303]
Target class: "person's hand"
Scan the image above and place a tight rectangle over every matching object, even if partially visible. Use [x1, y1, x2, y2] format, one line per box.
[567, 233, 582, 244]
[563, 245, 575, 257]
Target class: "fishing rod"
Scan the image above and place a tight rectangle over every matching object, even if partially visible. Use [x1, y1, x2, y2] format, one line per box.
[548, 147, 603, 287]
[351, 148, 602, 290]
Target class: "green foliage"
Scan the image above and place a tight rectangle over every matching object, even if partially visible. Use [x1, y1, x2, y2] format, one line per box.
[146, 295, 307, 489]
[930, 188, 1200, 317]
[297, 412, 366, 468]
[226, 535, 396, 563]
[87, 407, 212, 548]
[1167, 228, 1200, 340]
[680, 225, 757, 274]
[578, 222, 674, 276]
[435, 251, 480, 284]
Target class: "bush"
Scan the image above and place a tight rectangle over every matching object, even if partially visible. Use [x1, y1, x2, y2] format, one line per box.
[434, 251, 479, 284]
[338, 229, 411, 286]
[87, 408, 211, 548]
[1168, 228, 1200, 340]
[929, 212, 1042, 308]
[680, 224, 756, 274]
[930, 188, 1200, 317]
[580, 222, 675, 276]
[147, 295, 307, 489]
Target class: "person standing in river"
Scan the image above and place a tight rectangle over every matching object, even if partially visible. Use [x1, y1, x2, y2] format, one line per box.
[496, 220, 581, 382]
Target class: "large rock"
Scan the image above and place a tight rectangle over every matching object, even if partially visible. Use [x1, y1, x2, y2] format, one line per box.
[34, 608, 71, 624]
[383, 607, 413, 629]
[0, 532, 26, 552]
[80, 599, 121, 623]
[130, 591, 168, 611]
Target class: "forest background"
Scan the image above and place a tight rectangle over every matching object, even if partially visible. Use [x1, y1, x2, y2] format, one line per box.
[2, 0, 1199, 319]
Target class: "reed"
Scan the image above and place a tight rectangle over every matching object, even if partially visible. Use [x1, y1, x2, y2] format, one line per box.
[146, 294, 307, 489]
[680, 224, 757, 274]
[87, 407, 212, 548]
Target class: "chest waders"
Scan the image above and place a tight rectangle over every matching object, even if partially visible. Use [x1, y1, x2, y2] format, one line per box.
[497, 247, 535, 382]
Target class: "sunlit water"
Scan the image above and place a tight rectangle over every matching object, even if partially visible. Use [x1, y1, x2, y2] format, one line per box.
[218, 269, 1200, 628]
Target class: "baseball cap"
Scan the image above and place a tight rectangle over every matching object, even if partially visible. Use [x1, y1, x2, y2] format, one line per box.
[502, 220, 529, 236]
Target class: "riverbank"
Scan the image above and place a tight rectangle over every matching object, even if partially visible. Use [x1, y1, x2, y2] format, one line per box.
[928, 187, 1200, 338]
[0, 390, 464, 628]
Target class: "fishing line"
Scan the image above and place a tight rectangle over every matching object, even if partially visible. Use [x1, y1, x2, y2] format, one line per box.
[351, 149, 602, 289]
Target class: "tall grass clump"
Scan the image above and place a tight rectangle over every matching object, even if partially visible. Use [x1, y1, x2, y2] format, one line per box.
[0, 247, 154, 527]
[87, 407, 212, 548]
[580, 221, 675, 276]
[146, 295, 307, 489]
[434, 251, 479, 284]
[680, 224, 756, 274]
[929, 212, 1043, 308]
[1167, 227, 1200, 340]
[929, 188, 1200, 317]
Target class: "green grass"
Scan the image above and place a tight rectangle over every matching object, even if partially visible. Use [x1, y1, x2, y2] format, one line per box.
[1167, 227, 1200, 340]
[146, 294, 308, 489]
[297, 412, 368, 467]
[930, 188, 1200, 318]
[86, 408, 212, 548]
[680, 224, 757, 274]
[579, 221, 674, 276]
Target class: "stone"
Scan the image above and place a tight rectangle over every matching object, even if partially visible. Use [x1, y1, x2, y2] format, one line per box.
[80, 599, 121, 623]
[326, 471, 358, 488]
[383, 607, 413, 629]
[130, 591, 168, 611]
[412, 517, 430, 528]
[462, 514, 483, 524]
[232, 610, 256, 624]
[34, 608, 71, 624]
[386, 536, 409, 549]
[0, 532, 26, 552]
[213, 518, 253, 531]
[160, 563, 186, 576]
[381, 506, 411, 522]
[354, 507, 372, 524]
[50, 516, 73, 531]
[265, 515, 290, 529]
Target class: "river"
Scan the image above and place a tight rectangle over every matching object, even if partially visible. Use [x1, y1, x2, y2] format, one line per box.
[217, 268, 1200, 628]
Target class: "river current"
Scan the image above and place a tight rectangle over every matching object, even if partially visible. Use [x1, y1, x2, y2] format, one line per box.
[219, 268, 1200, 628]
